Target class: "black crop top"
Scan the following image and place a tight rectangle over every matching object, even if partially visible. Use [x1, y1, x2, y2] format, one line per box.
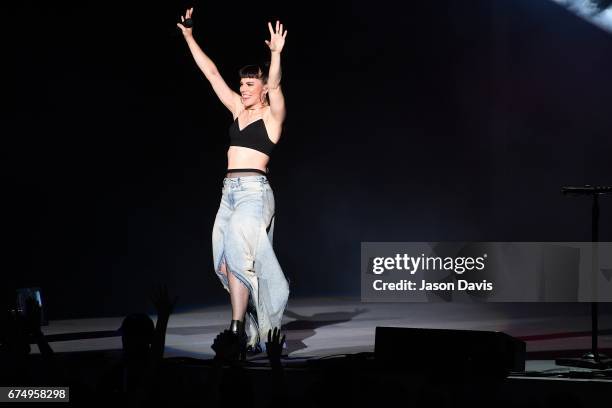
[229, 117, 276, 156]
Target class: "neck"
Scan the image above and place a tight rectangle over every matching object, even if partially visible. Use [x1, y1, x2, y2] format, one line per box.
[246, 104, 266, 111]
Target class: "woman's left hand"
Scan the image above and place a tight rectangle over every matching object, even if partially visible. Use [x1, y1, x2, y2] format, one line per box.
[265, 20, 287, 53]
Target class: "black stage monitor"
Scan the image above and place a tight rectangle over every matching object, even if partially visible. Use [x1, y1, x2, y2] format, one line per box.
[375, 326, 525, 377]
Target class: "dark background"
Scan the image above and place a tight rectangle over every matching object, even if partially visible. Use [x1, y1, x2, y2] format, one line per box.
[5, 0, 612, 319]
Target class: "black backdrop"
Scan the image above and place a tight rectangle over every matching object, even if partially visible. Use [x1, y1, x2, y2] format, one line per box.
[6, 0, 612, 318]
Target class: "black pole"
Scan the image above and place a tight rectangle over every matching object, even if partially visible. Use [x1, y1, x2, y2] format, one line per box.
[592, 302, 598, 361]
[593, 193, 599, 243]
[555, 185, 612, 369]
[591, 194, 599, 361]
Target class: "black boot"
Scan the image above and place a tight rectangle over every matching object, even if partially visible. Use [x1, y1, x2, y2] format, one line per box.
[243, 305, 262, 355]
[229, 319, 247, 361]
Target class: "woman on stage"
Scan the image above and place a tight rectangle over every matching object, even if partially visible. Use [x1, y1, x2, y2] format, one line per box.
[177, 8, 289, 356]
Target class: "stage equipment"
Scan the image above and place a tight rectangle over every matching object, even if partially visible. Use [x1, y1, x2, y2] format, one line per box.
[375, 326, 525, 377]
[15, 287, 48, 326]
[556, 185, 612, 369]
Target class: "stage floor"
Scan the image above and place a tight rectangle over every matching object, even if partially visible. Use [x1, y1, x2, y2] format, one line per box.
[39, 296, 612, 371]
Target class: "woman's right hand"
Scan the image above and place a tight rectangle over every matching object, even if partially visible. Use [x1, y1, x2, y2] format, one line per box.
[176, 7, 194, 37]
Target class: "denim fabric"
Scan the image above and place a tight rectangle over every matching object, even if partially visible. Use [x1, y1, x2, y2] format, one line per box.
[212, 175, 289, 350]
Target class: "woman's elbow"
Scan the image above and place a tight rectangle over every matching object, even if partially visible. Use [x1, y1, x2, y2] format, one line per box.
[204, 69, 221, 81]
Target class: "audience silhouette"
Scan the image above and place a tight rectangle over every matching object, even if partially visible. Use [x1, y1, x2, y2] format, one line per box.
[0, 286, 588, 407]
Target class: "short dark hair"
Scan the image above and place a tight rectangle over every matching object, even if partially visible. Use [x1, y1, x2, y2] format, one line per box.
[238, 62, 270, 84]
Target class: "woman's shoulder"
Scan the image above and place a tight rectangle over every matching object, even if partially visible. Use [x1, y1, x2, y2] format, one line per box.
[262, 106, 284, 124]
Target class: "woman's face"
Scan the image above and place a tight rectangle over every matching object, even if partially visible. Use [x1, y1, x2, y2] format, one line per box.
[239, 77, 267, 107]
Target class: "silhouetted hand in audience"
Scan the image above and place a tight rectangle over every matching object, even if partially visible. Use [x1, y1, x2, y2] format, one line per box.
[265, 327, 287, 407]
[149, 284, 177, 362]
[212, 330, 241, 363]
[150, 284, 178, 322]
[265, 327, 285, 366]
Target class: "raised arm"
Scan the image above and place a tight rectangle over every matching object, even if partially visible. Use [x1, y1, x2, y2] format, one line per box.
[265, 21, 287, 123]
[149, 284, 178, 363]
[177, 8, 241, 115]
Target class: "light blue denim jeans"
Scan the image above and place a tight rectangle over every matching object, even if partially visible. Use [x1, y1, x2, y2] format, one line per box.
[212, 175, 289, 350]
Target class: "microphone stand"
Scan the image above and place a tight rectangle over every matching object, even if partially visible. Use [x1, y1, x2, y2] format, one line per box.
[555, 185, 612, 369]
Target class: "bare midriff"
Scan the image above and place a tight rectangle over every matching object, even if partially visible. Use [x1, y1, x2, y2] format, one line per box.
[227, 146, 270, 173]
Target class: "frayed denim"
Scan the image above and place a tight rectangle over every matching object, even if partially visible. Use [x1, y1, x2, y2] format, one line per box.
[212, 175, 289, 350]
